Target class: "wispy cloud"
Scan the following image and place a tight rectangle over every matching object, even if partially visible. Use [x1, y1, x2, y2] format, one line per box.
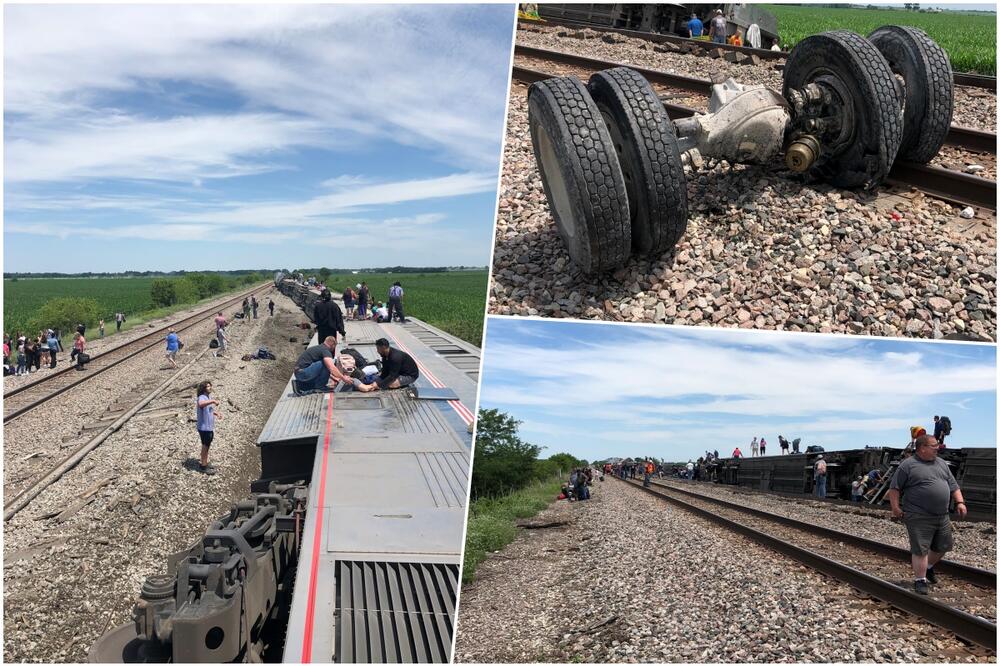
[4, 4, 514, 271]
[479, 320, 997, 460]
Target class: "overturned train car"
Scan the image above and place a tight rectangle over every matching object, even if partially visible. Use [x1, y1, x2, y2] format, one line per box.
[707, 447, 996, 521]
[90, 278, 479, 663]
[534, 3, 780, 48]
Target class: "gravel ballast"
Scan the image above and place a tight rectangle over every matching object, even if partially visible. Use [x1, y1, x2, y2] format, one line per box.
[3, 288, 305, 663]
[454, 478, 993, 663]
[654, 477, 996, 571]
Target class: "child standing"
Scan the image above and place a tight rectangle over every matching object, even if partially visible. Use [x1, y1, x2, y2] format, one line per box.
[195, 380, 222, 475]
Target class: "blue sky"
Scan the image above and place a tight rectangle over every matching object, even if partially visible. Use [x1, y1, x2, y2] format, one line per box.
[479, 318, 997, 462]
[4, 4, 514, 272]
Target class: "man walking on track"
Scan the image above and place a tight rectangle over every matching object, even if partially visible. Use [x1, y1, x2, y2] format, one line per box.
[268, 299, 275, 317]
[887, 434, 967, 595]
[387, 281, 406, 323]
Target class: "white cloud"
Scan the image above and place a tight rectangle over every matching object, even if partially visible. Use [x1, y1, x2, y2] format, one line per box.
[4, 4, 512, 183]
[479, 322, 997, 459]
[5, 113, 326, 183]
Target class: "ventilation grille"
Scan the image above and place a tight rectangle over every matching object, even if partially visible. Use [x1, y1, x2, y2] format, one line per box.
[334, 561, 458, 663]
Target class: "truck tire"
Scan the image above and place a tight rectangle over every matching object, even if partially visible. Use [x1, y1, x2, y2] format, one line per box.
[868, 25, 953, 164]
[528, 76, 631, 274]
[783, 30, 903, 189]
[587, 67, 688, 256]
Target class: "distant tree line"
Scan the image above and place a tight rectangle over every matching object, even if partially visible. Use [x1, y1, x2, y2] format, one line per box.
[471, 409, 588, 500]
[150, 272, 265, 308]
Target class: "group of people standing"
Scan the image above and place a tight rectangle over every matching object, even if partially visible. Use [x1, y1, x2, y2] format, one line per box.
[4, 324, 91, 376]
[340, 281, 407, 323]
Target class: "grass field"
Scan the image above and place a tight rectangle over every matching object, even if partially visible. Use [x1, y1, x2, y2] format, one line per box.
[322, 271, 488, 346]
[5, 271, 489, 347]
[763, 5, 996, 75]
[4, 277, 157, 335]
[462, 476, 563, 583]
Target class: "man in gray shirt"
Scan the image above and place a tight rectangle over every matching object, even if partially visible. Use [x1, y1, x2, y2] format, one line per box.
[887, 434, 967, 595]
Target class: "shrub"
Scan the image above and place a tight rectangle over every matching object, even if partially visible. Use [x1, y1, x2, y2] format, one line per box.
[32, 297, 100, 335]
[150, 279, 177, 307]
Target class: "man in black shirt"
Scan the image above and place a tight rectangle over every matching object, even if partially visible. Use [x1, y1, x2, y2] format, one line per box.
[354, 338, 419, 392]
[313, 289, 346, 344]
[293, 336, 352, 393]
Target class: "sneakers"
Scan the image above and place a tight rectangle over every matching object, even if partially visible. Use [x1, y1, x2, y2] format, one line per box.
[914, 579, 930, 595]
[291, 379, 303, 396]
[199, 463, 217, 475]
[926, 567, 938, 584]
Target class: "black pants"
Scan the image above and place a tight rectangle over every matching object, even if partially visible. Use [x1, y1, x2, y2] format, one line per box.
[49, 349, 57, 368]
[116, 321, 122, 332]
[388, 297, 405, 323]
[269, 306, 274, 316]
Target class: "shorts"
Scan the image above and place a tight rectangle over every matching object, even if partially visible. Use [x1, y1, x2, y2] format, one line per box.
[198, 430, 214, 447]
[376, 374, 417, 390]
[903, 512, 953, 555]
[166, 350, 177, 360]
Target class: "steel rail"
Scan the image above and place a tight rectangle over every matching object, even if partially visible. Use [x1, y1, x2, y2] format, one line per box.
[3, 283, 270, 425]
[619, 477, 997, 650]
[650, 478, 996, 588]
[512, 63, 997, 210]
[886, 161, 997, 210]
[514, 45, 998, 155]
[518, 18, 998, 91]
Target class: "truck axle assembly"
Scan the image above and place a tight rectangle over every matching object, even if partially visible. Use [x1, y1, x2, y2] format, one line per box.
[528, 26, 954, 274]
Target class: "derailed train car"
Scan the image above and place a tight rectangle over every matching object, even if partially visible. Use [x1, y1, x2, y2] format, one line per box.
[91, 279, 480, 663]
[708, 447, 996, 521]
[534, 3, 781, 48]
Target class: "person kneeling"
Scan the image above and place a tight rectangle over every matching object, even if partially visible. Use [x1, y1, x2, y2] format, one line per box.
[353, 338, 418, 392]
[293, 336, 353, 394]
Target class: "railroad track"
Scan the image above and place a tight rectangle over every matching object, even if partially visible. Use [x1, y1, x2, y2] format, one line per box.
[621, 476, 996, 652]
[511, 53, 996, 210]
[518, 18, 998, 91]
[2, 282, 270, 425]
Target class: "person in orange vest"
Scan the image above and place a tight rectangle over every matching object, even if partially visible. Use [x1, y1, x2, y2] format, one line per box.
[643, 460, 655, 487]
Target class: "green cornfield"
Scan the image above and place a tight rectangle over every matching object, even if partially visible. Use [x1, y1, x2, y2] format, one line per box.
[5, 271, 490, 347]
[322, 271, 489, 347]
[4, 277, 157, 335]
[763, 5, 996, 75]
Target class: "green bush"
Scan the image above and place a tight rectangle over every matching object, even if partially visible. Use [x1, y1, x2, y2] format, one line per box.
[174, 278, 201, 304]
[150, 279, 177, 307]
[31, 297, 100, 335]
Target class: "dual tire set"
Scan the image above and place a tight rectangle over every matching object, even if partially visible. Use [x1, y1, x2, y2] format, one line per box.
[528, 26, 954, 274]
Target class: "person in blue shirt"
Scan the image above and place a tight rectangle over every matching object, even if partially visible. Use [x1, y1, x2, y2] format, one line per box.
[165, 328, 181, 369]
[687, 13, 704, 38]
[195, 380, 222, 475]
[46, 332, 59, 369]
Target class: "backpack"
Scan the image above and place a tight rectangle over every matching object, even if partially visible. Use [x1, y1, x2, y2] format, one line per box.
[336, 352, 357, 374]
[815, 460, 827, 475]
[209, 339, 219, 349]
[940, 416, 952, 435]
[256, 346, 276, 360]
